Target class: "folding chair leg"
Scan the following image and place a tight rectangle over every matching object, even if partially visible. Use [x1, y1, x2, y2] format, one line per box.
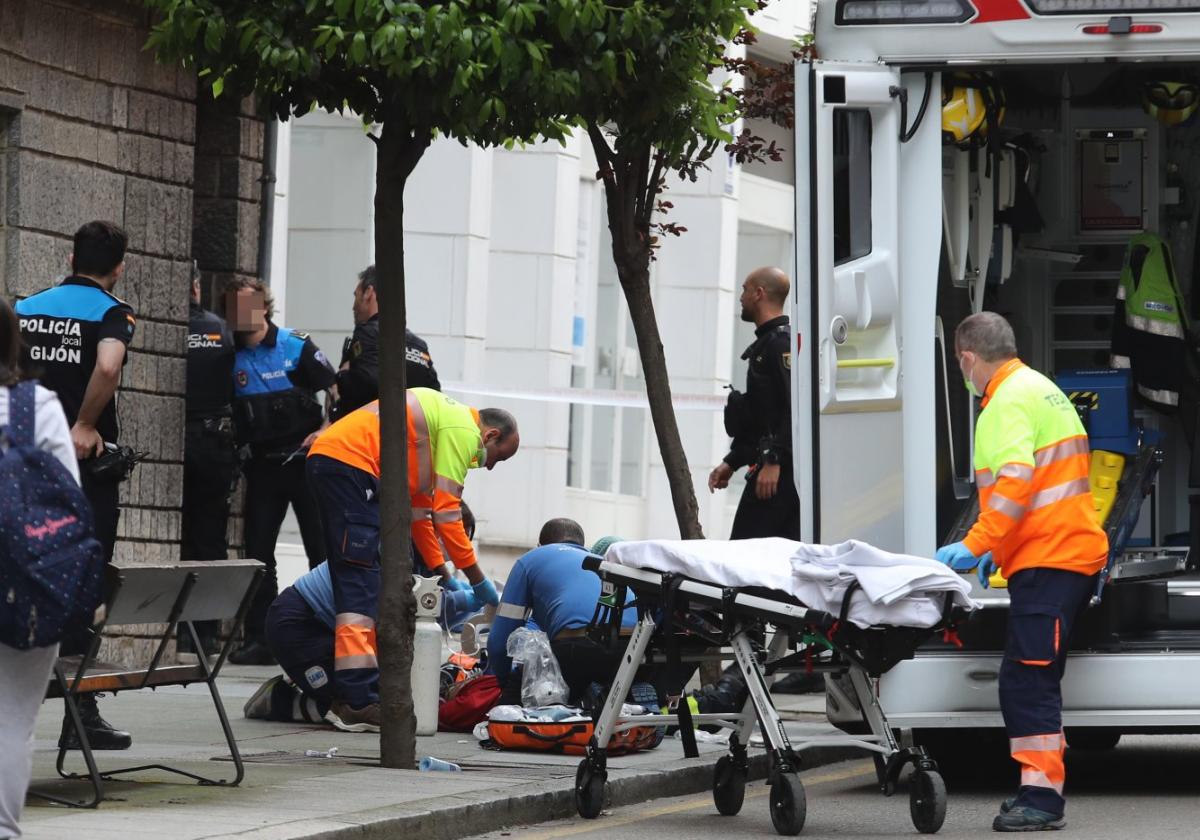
[29, 674, 104, 808]
[203, 674, 244, 786]
[592, 614, 656, 750]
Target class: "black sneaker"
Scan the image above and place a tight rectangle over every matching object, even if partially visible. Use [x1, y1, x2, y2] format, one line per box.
[59, 696, 132, 751]
[993, 805, 1065, 832]
[228, 640, 276, 666]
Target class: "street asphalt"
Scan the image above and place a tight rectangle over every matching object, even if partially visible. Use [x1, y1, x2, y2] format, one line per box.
[467, 734, 1200, 839]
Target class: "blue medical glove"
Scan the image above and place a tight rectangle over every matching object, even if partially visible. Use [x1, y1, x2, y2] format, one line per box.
[472, 577, 500, 607]
[447, 589, 481, 614]
[977, 554, 997, 589]
[442, 576, 470, 592]
[935, 541, 981, 571]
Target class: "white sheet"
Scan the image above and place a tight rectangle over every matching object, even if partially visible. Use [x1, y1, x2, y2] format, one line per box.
[605, 538, 979, 629]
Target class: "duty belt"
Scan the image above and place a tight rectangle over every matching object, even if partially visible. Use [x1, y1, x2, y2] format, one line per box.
[188, 416, 235, 436]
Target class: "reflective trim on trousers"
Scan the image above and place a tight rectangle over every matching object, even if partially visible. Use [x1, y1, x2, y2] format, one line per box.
[1030, 477, 1092, 510]
[1137, 383, 1180, 407]
[976, 468, 995, 488]
[335, 612, 376, 629]
[433, 509, 462, 524]
[1020, 768, 1065, 795]
[407, 392, 434, 494]
[1127, 310, 1184, 338]
[988, 492, 1027, 520]
[1010, 733, 1064, 753]
[1033, 437, 1088, 468]
[412, 505, 433, 522]
[334, 654, 379, 671]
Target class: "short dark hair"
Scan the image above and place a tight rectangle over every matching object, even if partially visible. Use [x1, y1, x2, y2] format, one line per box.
[222, 276, 276, 321]
[358, 265, 377, 291]
[0, 297, 24, 387]
[73, 221, 127, 278]
[538, 518, 585, 547]
[479, 407, 518, 441]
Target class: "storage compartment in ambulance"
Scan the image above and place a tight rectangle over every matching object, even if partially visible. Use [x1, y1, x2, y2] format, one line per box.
[796, 4, 1200, 734]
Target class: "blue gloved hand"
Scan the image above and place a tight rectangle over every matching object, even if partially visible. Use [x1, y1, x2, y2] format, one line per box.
[977, 553, 997, 589]
[935, 541, 981, 571]
[472, 577, 500, 607]
[442, 576, 470, 592]
[446, 589, 481, 614]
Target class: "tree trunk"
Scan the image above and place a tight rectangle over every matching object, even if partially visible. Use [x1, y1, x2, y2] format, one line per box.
[374, 118, 430, 769]
[617, 256, 705, 539]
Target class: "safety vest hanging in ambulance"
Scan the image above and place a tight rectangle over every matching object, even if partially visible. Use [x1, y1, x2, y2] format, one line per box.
[1110, 232, 1189, 411]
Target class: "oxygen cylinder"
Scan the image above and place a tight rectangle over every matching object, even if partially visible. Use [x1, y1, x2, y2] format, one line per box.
[412, 575, 443, 736]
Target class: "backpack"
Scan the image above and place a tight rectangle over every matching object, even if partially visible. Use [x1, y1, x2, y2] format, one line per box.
[0, 381, 105, 649]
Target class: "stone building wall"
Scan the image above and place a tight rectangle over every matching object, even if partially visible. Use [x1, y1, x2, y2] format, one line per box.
[0, 0, 264, 662]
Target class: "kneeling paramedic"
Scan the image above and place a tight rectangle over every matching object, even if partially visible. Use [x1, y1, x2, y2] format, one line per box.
[304, 388, 519, 730]
[937, 312, 1107, 832]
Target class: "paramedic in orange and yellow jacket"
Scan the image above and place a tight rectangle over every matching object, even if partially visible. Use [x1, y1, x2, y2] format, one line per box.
[303, 388, 518, 731]
[936, 312, 1107, 833]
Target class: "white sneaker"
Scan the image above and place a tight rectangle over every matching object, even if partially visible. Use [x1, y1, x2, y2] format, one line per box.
[325, 702, 381, 733]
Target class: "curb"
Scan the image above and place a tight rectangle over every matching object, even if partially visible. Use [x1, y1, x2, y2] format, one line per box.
[229, 744, 862, 840]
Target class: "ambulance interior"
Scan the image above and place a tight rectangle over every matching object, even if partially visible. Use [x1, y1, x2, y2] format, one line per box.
[934, 64, 1200, 655]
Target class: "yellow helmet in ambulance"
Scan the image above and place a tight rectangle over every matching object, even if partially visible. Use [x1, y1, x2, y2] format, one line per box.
[942, 76, 1005, 146]
[1144, 82, 1199, 128]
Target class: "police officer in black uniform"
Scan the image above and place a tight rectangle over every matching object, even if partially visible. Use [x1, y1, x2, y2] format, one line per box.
[226, 278, 336, 665]
[180, 265, 237, 654]
[15, 220, 136, 750]
[709, 267, 798, 540]
[331, 264, 439, 421]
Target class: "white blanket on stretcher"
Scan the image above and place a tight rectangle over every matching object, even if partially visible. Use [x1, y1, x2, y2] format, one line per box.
[605, 538, 979, 629]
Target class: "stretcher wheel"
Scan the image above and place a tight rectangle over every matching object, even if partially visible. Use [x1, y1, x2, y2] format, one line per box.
[769, 772, 806, 836]
[712, 755, 747, 816]
[909, 769, 946, 834]
[574, 760, 606, 820]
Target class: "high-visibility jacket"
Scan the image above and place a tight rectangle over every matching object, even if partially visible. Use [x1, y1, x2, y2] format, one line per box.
[1110, 232, 1189, 410]
[308, 387, 484, 571]
[962, 359, 1108, 578]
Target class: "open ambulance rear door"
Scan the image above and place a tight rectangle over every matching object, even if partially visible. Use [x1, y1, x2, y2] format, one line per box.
[792, 62, 944, 555]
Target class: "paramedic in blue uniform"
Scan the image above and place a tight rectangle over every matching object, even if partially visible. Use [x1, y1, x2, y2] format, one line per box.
[331, 264, 440, 422]
[15, 220, 135, 751]
[708, 267, 799, 540]
[226, 278, 336, 665]
[487, 519, 640, 704]
[180, 265, 237, 654]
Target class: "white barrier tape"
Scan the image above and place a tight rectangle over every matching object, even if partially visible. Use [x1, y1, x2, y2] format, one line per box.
[442, 381, 727, 411]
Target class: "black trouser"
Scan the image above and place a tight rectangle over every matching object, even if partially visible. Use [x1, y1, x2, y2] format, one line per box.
[730, 457, 800, 540]
[181, 421, 238, 642]
[58, 468, 122, 659]
[265, 586, 336, 716]
[241, 452, 326, 642]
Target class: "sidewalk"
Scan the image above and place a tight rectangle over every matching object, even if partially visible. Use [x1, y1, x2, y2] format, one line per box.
[20, 666, 849, 840]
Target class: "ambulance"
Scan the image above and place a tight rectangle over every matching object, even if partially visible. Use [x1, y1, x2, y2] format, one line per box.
[793, 0, 1200, 746]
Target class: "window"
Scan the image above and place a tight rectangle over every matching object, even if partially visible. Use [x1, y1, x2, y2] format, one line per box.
[832, 109, 873, 265]
[566, 186, 648, 497]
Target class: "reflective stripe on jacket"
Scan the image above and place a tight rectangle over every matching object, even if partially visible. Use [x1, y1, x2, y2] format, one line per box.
[962, 359, 1108, 578]
[308, 387, 483, 570]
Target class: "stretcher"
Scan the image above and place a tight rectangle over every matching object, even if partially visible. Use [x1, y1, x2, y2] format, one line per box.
[576, 554, 960, 836]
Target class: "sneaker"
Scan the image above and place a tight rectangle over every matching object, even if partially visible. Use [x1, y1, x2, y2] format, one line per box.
[243, 675, 284, 719]
[993, 805, 1065, 832]
[59, 695, 132, 751]
[228, 640, 276, 666]
[325, 701, 381, 733]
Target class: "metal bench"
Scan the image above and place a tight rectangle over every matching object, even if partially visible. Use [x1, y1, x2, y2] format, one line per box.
[34, 559, 263, 808]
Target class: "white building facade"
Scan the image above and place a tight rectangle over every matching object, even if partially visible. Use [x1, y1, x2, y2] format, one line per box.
[271, 3, 809, 561]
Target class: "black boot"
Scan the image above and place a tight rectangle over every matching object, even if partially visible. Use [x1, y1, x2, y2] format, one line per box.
[59, 695, 132, 751]
[228, 639, 276, 666]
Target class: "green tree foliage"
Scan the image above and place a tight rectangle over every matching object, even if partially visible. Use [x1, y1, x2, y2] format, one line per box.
[143, 0, 583, 771]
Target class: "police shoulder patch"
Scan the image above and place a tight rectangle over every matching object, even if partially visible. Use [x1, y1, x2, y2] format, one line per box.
[782, 352, 791, 370]
[351, 340, 363, 358]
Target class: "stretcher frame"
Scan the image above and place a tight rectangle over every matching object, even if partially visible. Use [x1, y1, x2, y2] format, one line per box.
[576, 556, 950, 836]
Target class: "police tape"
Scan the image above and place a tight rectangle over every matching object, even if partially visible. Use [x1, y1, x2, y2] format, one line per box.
[442, 382, 727, 411]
